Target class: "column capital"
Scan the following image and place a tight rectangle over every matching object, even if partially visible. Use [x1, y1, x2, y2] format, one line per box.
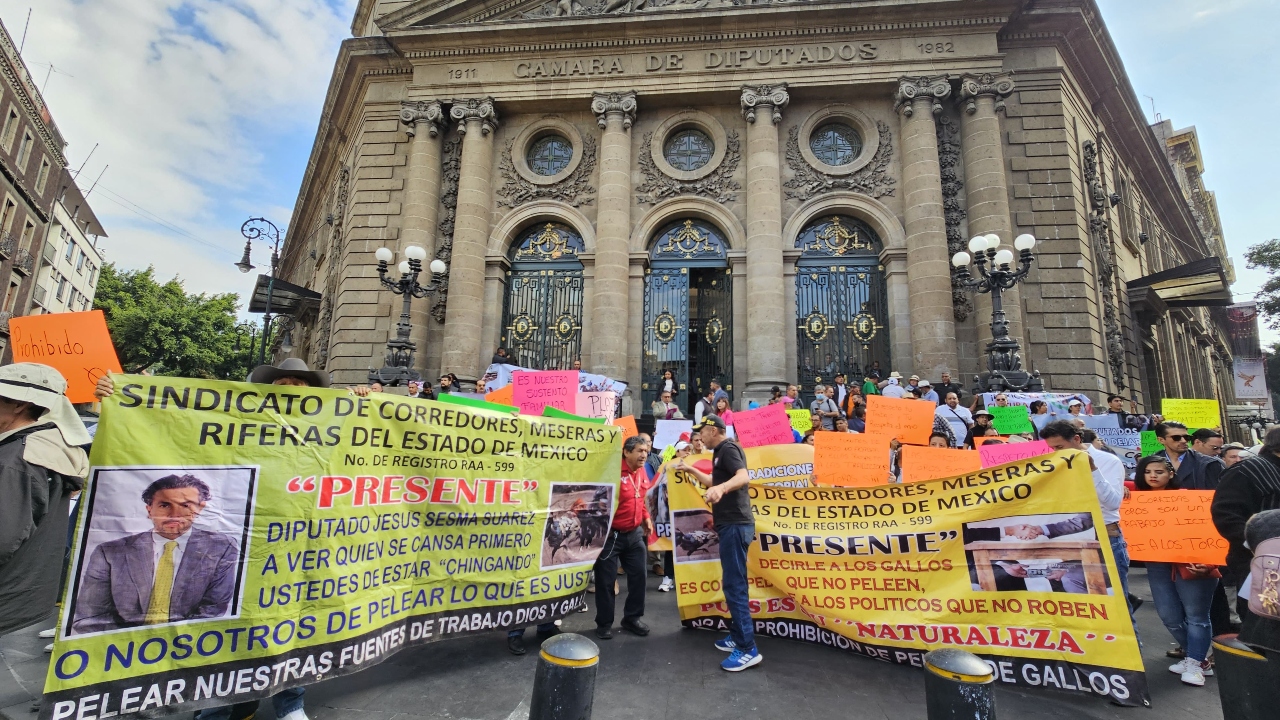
[591, 91, 637, 129]
[400, 100, 446, 138]
[957, 72, 1015, 115]
[740, 83, 789, 124]
[449, 97, 499, 136]
[894, 76, 951, 117]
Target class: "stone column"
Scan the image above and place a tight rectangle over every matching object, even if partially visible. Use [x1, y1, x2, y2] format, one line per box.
[398, 100, 445, 364]
[589, 91, 637, 379]
[958, 73, 1024, 351]
[439, 98, 498, 385]
[894, 76, 958, 379]
[740, 84, 789, 402]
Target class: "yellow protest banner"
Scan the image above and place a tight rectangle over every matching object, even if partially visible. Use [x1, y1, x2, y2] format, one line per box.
[9, 310, 122, 403]
[670, 449, 1146, 706]
[900, 445, 982, 484]
[1159, 399, 1221, 429]
[1120, 490, 1227, 565]
[814, 432, 892, 486]
[865, 395, 934, 445]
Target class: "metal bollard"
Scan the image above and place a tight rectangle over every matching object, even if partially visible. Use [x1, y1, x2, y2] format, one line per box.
[923, 649, 996, 720]
[1212, 634, 1280, 720]
[529, 633, 599, 720]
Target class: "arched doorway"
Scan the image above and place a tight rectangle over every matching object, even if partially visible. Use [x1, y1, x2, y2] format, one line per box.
[642, 219, 732, 417]
[794, 215, 890, 400]
[500, 222, 585, 370]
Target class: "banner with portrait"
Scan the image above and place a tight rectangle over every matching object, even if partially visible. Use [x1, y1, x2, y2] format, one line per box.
[42, 376, 621, 720]
[669, 449, 1147, 706]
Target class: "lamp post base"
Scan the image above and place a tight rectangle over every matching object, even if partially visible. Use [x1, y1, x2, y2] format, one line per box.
[369, 366, 421, 386]
[973, 369, 1044, 395]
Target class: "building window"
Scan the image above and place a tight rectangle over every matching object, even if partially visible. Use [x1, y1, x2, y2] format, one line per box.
[64, 240, 74, 261]
[20, 221, 34, 246]
[0, 198, 13, 233]
[5, 277, 20, 312]
[16, 131, 33, 169]
[55, 275, 65, 301]
[76, 249, 85, 273]
[526, 135, 573, 176]
[663, 129, 714, 172]
[87, 263, 97, 285]
[35, 157, 50, 194]
[809, 123, 862, 167]
[0, 109, 16, 150]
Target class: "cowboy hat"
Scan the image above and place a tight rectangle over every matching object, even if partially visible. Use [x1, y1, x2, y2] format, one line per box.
[0, 363, 92, 447]
[247, 358, 330, 388]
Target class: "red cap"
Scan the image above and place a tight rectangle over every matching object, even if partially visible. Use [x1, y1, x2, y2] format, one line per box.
[679, 432, 691, 443]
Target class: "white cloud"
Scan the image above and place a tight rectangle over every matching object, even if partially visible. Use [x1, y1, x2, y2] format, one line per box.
[1, 0, 353, 300]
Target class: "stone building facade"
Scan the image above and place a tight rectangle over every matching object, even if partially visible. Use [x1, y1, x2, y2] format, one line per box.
[279, 0, 1237, 421]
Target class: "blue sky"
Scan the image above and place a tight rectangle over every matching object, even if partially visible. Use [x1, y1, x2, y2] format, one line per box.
[4, 0, 1276, 342]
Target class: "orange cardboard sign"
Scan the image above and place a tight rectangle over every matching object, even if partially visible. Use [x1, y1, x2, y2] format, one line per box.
[611, 415, 638, 443]
[1120, 490, 1228, 565]
[485, 384, 515, 407]
[865, 395, 935, 445]
[900, 445, 982, 484]
[813, 432, 893, 487]
[8, 310, 122, 403]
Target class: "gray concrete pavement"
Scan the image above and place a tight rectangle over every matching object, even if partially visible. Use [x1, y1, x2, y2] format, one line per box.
[2, 568, 1226, 720]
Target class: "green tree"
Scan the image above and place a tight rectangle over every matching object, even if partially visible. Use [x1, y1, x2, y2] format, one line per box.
[1245, 238, 1280, 329]
[93, 263, 253, 380]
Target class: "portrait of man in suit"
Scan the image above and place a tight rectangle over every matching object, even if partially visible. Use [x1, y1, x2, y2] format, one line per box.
[71, 473, 241, 634]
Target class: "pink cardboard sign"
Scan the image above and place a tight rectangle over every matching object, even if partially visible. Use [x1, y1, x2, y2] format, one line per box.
[512, 370, 578, 414]
[576, 391, 617, 420]
[978, 440, 1052, 468]
[732, 403, 796, 448]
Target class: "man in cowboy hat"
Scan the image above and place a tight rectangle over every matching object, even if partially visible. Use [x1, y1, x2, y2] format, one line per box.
[0, 364, 91, 635]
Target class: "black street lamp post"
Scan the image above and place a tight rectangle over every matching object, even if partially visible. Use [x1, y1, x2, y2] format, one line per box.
[235, 217, 292, 366]
[952, 233, 1045, 394]
[370, 245, 447, 386]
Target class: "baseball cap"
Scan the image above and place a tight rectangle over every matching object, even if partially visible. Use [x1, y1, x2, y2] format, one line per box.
[674, 441, 690, 451]
[1067, 399, 1083, 407]
[679, 432, 691, 443]
[698, 414, 727, 430]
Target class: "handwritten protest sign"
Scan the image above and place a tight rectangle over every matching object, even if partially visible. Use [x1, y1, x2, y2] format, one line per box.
[813, 432, 892, 486]
[989, 405, 1034, 434]
[788, 409, 812, 433]
[611, 415, 638, 442]
[511, 370, 577, 414]
[1161, 399, 1221, 429]
[1120, 490, 1228, 565]
[1095, 428, 1140, 471]
[865, 395, 934, 445]
[654, 419, 693, 450]
[484, 384, 514, 407]
[900, 445, 981, 483]
[979, 439, 1052, 467]
[9, 310, 122, 403]
[575, 391, 617, 420]
[1139, 431, 1161, 457]
[734, 403, 795, 448]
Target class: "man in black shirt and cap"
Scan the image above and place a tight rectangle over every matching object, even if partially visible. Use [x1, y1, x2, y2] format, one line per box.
[674, 414, 761, 672]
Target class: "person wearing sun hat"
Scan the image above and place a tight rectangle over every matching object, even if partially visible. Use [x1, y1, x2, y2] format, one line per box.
[0, 363, 91, 636]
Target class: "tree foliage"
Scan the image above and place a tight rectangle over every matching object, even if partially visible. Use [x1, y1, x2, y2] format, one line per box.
[1245, 238, 1280, 330]
[93, 263, 253, 380]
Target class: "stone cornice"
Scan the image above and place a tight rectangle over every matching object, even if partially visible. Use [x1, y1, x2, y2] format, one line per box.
[396, 16, 1010, 57]
[400, 100, 446, 137]
[957, 72, 1014, 114]
[893, 76, 950, 117]
[591, 91, 637, 129]
[740, 84, 788, 124]
[450, 97, 499, 135]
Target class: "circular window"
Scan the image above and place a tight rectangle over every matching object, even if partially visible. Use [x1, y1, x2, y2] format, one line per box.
[809, 123, 862, 167]
[663, 129, 714, 172]
[527, 135, 573, 177]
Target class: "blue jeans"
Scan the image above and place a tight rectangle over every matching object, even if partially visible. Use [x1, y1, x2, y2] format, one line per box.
[508, 623, 557, 638]
[1146, 562, 1217, 663]
[717, 523, 756, 653]
[1110, 533, 1132, 613]
[194, 687, 305, 720]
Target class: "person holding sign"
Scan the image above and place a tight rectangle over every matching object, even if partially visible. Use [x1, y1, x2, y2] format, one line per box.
[1133, 455, 1219, 687]
[674, 415, 761, 672]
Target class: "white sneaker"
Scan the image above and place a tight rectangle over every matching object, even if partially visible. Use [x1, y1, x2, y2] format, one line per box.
[279, 710, 310, 720]
[1168, 658, 1191, 674]
[37, 628, 56, 639]
[1180, 665, 1205, 687]
[658, 577, 674, 592]
[43, 643, 53, 653]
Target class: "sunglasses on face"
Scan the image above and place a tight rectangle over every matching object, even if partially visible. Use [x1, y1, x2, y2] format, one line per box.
[1167, 434, 1188, 442]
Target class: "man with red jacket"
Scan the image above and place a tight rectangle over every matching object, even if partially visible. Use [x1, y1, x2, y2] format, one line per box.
[593, 434, 655, 639]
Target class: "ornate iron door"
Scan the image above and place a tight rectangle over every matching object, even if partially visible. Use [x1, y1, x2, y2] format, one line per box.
[502, 269, 584, 370]
[796, 261, 889, 398]
[690, 267, 734, 408]
[642, 268, 690, 413]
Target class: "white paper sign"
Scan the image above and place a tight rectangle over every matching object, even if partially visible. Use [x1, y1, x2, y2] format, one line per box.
[653, 419, 694, 451]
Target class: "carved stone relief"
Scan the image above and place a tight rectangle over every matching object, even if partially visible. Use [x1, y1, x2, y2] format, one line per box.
[636, 130, 741, 204]
[1084, 139, 1127, 387]
[783, 121, 896, 201]
[431, 134, 463, 323]
[935, 112, 971, 321]
[521, 0, 743, 19]
[496, 135, 597, 207]
[314, 165, 350, 368]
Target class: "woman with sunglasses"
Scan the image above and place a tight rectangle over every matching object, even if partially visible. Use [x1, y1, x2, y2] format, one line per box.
[1133, 454, 1219, 687]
